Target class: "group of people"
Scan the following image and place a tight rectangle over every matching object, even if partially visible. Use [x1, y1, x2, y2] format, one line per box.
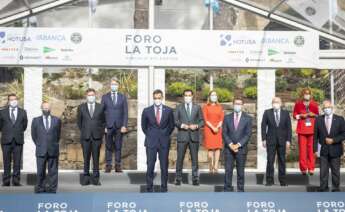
[0, 78, 344, 193]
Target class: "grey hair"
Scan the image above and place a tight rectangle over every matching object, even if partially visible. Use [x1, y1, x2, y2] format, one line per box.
[110, 77, 119, 83]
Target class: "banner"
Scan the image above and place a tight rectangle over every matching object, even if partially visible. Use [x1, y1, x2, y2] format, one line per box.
[0, 192, 344, 212]
[0, 28, 319, 68]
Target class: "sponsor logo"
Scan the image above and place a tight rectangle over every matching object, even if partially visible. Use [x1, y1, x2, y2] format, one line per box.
[43, 46, 56, 53]
[36, 34, 66, 41]
[19, 55, 41, 60]
[62, 55, 72, 61]
[245, 57, 265, 63]
[0, 31, 6, 44]
[261, 37, 289, 44]
[268, 49, 279, 56]
[250, 50, 263, 55]
[294, 36, 305, 47]
[1, 55, 15, 59]
[60, 48, 74, 52]
[45, 56, 58, 60]
[7, 35, 31, 42]
[305, 6, 316, 16]
[71, 32, 82, 44]
[220, 34, 256, 47]
[269, 58, 282, 63]
[286, 58, 295, 63]
[227, 50, 245, 54]
[24, 47, 39, 52]
[0, 47, 18, 52]
[283, 51, 297, 55]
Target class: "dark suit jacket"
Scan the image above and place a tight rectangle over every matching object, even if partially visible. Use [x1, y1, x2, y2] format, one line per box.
[261, 109, 292, 145]
[174, 103, 204, 142]
[314, 114, 345, 158]
[141, 105, 175, 149]
[101, 92, 128, 129]
[31, 115, 62, 157]
[77, 102, 105, 140]
[0, 107, 28, 144]
[222, 112, 252, 154]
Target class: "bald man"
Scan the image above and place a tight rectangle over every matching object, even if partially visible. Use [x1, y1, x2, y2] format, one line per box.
[261, 97, 292, 186]
[314, 100, 345, 192]
[31, 102, 62, 193]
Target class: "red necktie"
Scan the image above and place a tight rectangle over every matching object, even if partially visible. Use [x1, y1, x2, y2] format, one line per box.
[156, 106, 161, 125]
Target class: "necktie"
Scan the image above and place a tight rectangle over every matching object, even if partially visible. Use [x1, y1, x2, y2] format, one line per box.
[275, 110, 280, 127]
[112, 93, 117, 105]
[326, 116, 331, 134]
[45, 116, 49, 131]
[234, 113, 239, 130]
[187, 103, 191, 119]
[156, 106, 161, 125]
[10, 108, 16, 124]
[89, 104, 94, 118]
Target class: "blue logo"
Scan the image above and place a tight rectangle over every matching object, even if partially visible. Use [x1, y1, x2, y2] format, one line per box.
[0, 32, 6, 44]
[220, 34, 232, 46]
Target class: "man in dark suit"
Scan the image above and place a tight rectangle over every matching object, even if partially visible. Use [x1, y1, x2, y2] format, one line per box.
[222, 98, 252, 192]
[261, 97, 292, 186]
[77, 88, 105, 186]
[0, 94, 28, 186]
[314, 100, 345, 192]
[31, 102, 62, 193]
[141, 89, 175, 192]
[101, 77, 128, 173]
[174, 89, 204, 186]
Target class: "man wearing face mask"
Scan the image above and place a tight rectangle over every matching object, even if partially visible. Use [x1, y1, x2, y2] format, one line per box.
[174, 89, 204, 186]
[101, 77, 128, 173]
[293, 88, 319, 175]
[222, 98, 252, 192]
[141, 89, 175, 192]
[314, 100, 345, 192]
[0, 94, 28, 186]
[77, 88, 105, 186]
[261, 97, 292, 186]
[31, 102, 61, 193]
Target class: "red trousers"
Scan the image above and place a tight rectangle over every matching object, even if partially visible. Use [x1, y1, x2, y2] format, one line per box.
[298, 134, 315, 173]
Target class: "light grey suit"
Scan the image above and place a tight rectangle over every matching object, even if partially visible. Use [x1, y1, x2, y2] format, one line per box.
[174, 103, 204, 181]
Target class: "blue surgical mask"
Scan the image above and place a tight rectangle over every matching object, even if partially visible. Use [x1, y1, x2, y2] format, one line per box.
[324, 108, 333, 116]
[234, 105, 242, 113]
[87, 95, 96, 103]
[9, 100, 18, 108]
[111, 85, 118, 92]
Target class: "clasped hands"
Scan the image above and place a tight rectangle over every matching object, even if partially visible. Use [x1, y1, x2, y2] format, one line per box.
[299, 112, 316, 119]
[325, 137, 334, 145]
[181, 124, 198, 131]
[229, 143, 240, 153]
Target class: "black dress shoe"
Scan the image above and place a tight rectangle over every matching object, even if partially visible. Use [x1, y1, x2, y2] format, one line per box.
[265, 182, 273, 186]
[92, 179, 101, 186]
[332, 188, 340, 192]
[80, 175, 90, 186]
[192, 180, 199, 186]
[45, 189, 57, 194]
[145, 188, 153, 193]
[115, 164, 123, 173]
[317, 187, 329, 192]
[175, 180, 181, 186]
[105, 165, 112, 173]
[224, 187, 234, 192]
[2, 182, 10, 187]
[12, 181, 22, 186]
[280, 183, 288, 187]
[160, 187, 168, 193]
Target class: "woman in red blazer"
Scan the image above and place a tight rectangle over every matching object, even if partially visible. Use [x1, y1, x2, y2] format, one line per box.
[293, 88, 319, 175]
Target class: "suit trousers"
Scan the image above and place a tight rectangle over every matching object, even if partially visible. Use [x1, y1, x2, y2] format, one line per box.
[266, 140, 286, 184]
[224, 149, 247, 192]
[81, 137, 102, 179]
[105, 127, 123, 166]
[1, 139, 22, 184]
[36, 154, 58, 192]
[320, 155, 341, 190]
[146, 146, 169, 191]
[176, 140, 199, 181]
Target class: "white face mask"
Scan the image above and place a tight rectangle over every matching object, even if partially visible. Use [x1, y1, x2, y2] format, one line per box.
[272, 103, 281, 110]
[234, 105, 242, 113]
[184, 96, 192, 104]
[87, 95, 96, 103]
[210, 95, 218, 103]
[154, 99, 162, 106]
[324, 108, 333, 116]
[304, 94, 311, 101]
[9, 100, 18, 108]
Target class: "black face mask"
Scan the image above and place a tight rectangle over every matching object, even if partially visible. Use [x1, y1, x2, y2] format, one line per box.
[42, 110, 51, 117]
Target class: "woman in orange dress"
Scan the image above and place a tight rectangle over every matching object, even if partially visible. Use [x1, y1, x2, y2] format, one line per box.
[203, 90, 224, 173]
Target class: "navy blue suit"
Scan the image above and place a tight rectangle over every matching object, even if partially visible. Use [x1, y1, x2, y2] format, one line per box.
[31, 115, 61, 193]
[141, 104, 175, 192]
[222, 112, 252, 192]
[101, 92, 128, 166]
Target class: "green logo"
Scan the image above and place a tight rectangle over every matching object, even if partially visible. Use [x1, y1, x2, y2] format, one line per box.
[268, 48, 279, 56]
[43, 46, 55, 53]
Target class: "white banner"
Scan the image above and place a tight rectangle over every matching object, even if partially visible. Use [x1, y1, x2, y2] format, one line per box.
[0, 28, 319, 68]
